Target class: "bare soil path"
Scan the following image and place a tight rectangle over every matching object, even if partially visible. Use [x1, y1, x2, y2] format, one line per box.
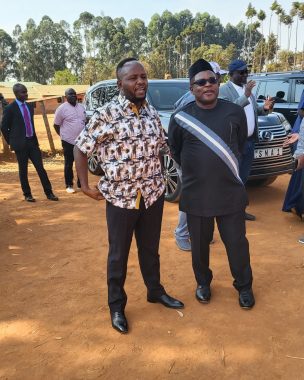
[1, 140, 304, 379]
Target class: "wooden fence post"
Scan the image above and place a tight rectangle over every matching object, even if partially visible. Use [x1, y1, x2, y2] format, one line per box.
[39, 100, 56, 154]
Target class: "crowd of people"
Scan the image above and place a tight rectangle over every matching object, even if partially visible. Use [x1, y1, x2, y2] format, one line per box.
[1, 56, 304, 334]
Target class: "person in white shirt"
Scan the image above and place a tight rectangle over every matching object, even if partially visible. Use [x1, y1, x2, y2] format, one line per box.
[219, 60, 274, 221]
[54, 88, 86, 193]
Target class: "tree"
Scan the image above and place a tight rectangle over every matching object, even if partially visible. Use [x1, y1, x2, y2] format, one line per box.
[52, 69, 78, 85]
[0, 29, 17, 80]
[14, 16, 69, 83]
[282, 14, 293, 53]
[141, 50, 166, 79]
[222, 22, 246, 53]
[245, 3, 257, 61]
[190, 43, 236, 70]
[264, 33, 279, 71]
[73, 12, 95, 58]
[267, 1, 279, 64]
[81, 57, 114, 84]
[290, 2, 303, 68]
[125, 18, 147, 57]
[274, 4, 284, 60]
[67, 32, 85, 78]
[257, 10, 266, 71]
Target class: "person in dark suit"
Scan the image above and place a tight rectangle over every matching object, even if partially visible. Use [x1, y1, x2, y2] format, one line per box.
[1, 83, 58, 202]
[168, 59, 255, 309]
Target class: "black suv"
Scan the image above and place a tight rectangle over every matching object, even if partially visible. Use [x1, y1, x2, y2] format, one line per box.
[84, 79, 293, 202]
[249, 71, 304, 126]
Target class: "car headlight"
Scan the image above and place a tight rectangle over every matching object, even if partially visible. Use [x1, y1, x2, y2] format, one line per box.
[277, 113, 291, 132]
[282, 118, 291, 132]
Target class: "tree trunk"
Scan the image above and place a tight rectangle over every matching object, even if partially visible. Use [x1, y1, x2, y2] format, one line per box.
[266, 13, 273, 71]
[294, 16, 299, 69]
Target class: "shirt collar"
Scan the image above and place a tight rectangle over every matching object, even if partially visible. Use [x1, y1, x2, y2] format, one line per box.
[117, 93, 148, 113]
[15, 99, 25, 106]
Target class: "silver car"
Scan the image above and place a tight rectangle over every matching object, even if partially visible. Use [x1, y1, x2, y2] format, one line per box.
[84, 79, 293, 202]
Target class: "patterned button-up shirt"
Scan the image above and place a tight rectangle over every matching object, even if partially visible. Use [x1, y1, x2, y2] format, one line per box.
[76, 94, 168, 209]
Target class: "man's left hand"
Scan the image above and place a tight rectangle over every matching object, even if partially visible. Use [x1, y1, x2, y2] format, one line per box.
[263, 96, 274, 111]
[82, 186, 105, 201]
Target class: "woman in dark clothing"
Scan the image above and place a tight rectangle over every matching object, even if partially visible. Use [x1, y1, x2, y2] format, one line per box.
[282, 90, 304, 218]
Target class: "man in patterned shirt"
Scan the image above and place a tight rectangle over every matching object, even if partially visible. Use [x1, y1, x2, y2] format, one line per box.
[74, 58, 184, 334]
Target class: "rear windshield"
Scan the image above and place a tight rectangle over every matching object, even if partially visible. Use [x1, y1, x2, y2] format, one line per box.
[147, 82, 189, 111]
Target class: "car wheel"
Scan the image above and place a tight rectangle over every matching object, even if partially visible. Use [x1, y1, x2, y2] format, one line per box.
[162, 154, 181, 202]
[88, 151, 104, 176]
[247, 176, 277, 187]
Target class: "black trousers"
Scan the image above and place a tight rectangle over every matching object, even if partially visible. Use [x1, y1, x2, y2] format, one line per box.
[187, 209, 253, 292]
[61, 140, 76, 187]
[15, 138, 52, 197]
[106, 194, 166, 312]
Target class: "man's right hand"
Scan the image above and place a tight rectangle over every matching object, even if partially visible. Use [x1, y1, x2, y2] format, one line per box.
[244, 80, 256, 97]
[82, 186, 105, 201]
[283, 133, 299, 147]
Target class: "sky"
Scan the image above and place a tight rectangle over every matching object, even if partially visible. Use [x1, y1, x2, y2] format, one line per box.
[1, 0, 303, 51]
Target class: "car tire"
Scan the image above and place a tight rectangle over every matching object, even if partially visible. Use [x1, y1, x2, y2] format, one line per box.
[247, 176, 277, 187]
[88, 151, 104, 176]
[162, 154, 181, 202]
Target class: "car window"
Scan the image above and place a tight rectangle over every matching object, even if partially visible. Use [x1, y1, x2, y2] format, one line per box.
[255, 81, 266, 99]
[295, 79, 304, 103]
[104, 85, 119, 103]
[255, 79, 289, 101]
[91, 86, 107, 109]
[147, 82, 189, 111]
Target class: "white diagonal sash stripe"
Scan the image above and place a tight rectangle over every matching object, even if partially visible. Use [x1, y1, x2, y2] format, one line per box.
[175, 112, 242, 183]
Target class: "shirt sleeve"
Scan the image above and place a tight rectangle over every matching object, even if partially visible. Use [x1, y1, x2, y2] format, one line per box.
[75, 108, 111, 156]
[168, 113, 183, 166]
[54, 105, 63, 126]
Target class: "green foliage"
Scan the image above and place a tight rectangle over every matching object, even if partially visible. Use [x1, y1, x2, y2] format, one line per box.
[0, 29, 17, 80]
[81, 58, 114, 84]
[191, 43, 237, 68]
[2, 6, 303, 83]
[52, 69, 78, 85]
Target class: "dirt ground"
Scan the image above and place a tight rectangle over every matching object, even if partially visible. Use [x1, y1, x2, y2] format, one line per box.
[1, 117, 304, 379]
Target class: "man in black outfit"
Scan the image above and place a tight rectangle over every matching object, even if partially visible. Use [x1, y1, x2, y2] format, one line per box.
[168, 59, 255, 309]
[1, 83, 58, 202]
[74, 58, 184, 334]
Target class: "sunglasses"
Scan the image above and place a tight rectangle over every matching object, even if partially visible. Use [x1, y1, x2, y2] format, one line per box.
[192, 77, 218, 86]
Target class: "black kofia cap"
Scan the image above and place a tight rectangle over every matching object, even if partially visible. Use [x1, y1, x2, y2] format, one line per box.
[188, 59, 214, 81]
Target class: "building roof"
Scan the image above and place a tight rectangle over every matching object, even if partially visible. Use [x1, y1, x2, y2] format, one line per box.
[0, 82, 89, 102]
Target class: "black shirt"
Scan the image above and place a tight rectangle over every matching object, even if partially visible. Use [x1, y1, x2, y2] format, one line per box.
[168, 99, 248, 217]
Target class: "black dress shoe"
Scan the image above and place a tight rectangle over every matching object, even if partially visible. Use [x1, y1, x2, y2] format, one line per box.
[239, 289, 255, 309]
[196, 285, 211, 303]
[46, 193, 59, 201]
[25, 195, 36, 202]
[147, 294, 184, 309]
[245, 212, 256, 221]
[111, 311, 128, 334]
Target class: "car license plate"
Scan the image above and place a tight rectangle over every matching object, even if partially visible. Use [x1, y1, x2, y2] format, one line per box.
[254, 147, 283, 158]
